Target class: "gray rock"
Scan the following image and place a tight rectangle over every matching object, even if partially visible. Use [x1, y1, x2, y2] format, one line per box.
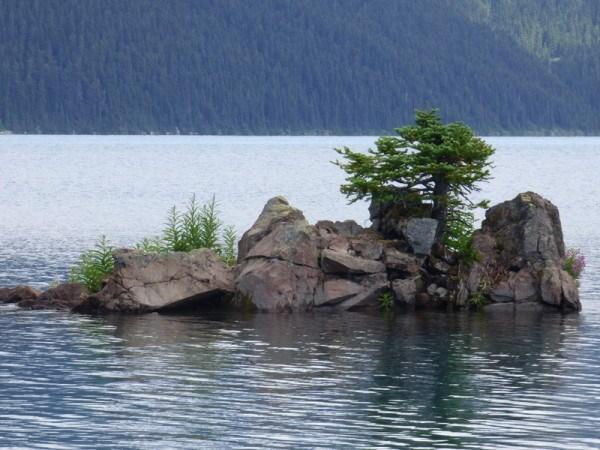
[335, 273, 390, 310]
[350, 237, 384, 260]
[427, 283, 438, 296]
[392, 277, 420, 304]
[461, 192, 581, 312]
[540, 265, 563, 306]
[79, 248, 234, 313]
[490, 281, 514, 303]
[383, 247, 422, 274]
[235, 197, 322, 311]
[429, 256, 451, 274]
[434, 286, 449, 299]
[237, 196, 305, 262]
[402, 218, 438, 255]
[321, 249, 386, 275]
[246, 221, 319, 268]
[510, 269, 538, 302]
[316, 219, 365, 238]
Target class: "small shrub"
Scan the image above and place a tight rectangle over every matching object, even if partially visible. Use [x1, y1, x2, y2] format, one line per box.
[564, 248, 586, 279]
[69, 236, 115, 293]
[469, 290, 487, 309]
[444, 209, 479, 264]
[379, 291, 394, 312]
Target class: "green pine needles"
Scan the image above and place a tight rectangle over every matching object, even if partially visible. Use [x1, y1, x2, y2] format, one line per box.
[335, 109, 495, 257]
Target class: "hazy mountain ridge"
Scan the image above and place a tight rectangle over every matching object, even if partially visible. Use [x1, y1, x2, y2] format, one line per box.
[1, 0, 599, 134]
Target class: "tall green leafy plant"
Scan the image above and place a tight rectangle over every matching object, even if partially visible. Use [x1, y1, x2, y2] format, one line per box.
[137, 194, 238, 265]
[69, 235, 115, 293]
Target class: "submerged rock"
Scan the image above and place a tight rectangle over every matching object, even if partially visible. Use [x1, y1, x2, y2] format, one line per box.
[78, 248, 234, 313]
[19, 283, 87, 310]
[0, 285, 41, 304]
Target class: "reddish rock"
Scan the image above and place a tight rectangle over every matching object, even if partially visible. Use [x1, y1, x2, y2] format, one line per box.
[461, 192, 580, 311]
[0, 285, 40, 304]
[19, 283, 87, 310]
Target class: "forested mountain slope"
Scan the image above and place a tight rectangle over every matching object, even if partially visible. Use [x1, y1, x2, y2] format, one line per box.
[0, 0, 598, 134]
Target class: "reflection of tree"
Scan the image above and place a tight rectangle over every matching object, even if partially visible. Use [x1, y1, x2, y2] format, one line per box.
[71, 308, 581, 447]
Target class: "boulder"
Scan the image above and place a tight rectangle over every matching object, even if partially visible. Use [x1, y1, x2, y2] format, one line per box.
[238, 196, 306, 261]
[18, 283, 88, 310]
[235, 197, 321, 311]
[319, 278, 363, 305]
[0, 285, 40, 304]
[236, 258, 321, 311]
[336, 273, 390, 310]
[402, 218, 438, 255]
[316, 219, 365, 238]
[383, 247, 422, 274]
[461, 192, 580, 311]
[247, 221, 319, 268]
[78, 248, 234, 313]
[392, 277, 420, 305]
[236, 198, 393, 311]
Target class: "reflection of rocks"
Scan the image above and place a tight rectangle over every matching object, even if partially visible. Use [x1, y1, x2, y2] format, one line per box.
[460, 192, 581, 311]
[77, 249, 234, 313]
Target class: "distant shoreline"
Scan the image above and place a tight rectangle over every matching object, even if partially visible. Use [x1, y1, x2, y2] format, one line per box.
[1, 131, 599, 138]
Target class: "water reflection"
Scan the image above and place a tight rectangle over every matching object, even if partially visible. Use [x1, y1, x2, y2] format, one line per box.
[2, 305, 595, 448]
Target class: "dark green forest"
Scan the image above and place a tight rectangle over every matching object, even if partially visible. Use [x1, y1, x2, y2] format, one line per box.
[1, 0, 599, 134]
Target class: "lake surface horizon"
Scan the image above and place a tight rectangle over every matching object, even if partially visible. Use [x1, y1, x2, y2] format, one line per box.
[1, 135, 599, 448]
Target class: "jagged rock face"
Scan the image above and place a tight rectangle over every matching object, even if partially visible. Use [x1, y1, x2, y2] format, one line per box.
[235, 197, 400, 311]
[463, 192, 580, 311]
[235, 207, 321, 311]
[237, 196, 306, 262]
[314, 221, 392, 310]
[78, 248, 234, 313]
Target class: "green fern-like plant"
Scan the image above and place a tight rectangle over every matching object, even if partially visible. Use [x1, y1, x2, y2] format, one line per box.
[163, 205, 187, 251]
[135, 194, 238, 265]
[197, 195, 222, 250]
[69, 235, 115, 293]
[221, 225, 238, 266]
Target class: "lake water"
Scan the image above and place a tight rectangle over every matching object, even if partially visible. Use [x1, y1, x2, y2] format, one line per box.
[1, 136, 599, 448]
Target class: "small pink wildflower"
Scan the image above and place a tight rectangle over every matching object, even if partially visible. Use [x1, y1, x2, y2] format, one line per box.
[565, 248, 586, 279]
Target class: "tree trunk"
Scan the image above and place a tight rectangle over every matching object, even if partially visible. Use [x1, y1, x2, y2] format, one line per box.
[431, 178, 449, 242]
